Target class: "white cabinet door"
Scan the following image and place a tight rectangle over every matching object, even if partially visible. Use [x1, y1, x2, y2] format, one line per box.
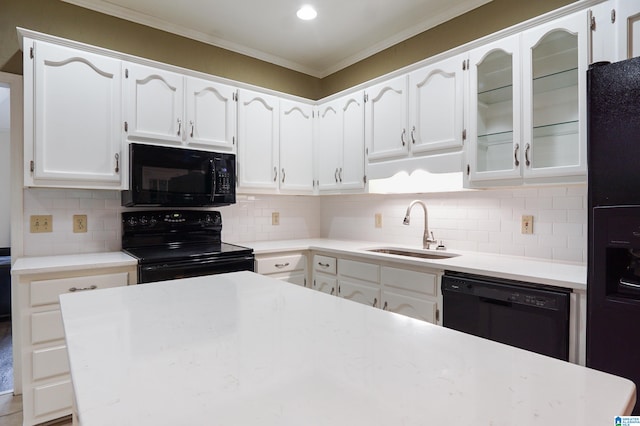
[313, 272, 337, 295]
[589, 2, 619, 64]
[467, 34, 522, 182]
[338, 279, 380, 308]
[381, 290, 438, 324]
[237, 88, 279, 190]
[365, 75, 409, 161]
[28, 41, 122, 188]
[279, 99, 314, 193]
[316, 98, 342, 191]
[185, 77, 236, 151]
[616, 0, 640, 59]
[125, 62, 184, 144]
[521, 12, 587, 179]
[409, 54, 465, 154]
[341, 92, 366, 190]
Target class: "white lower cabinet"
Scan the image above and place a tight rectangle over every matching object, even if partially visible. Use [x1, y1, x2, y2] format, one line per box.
[255, 253, 309, 287]
[381, 266, 440, 324]
[337, 259, 380, 308]
[312, 254, 338, 295]
[15, 266, 136, 426]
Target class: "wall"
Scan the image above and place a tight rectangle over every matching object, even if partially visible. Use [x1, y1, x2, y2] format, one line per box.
[0, 0, 575, 99]
[21, 191, 321, 256]
[321, 186, 587, 263]
[0, 87, 9, 248]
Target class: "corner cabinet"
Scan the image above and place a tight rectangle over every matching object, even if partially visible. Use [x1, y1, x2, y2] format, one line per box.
[23, 40, 123, 189]
[237, 89, 280, 190]
[315, 91, 366, 192]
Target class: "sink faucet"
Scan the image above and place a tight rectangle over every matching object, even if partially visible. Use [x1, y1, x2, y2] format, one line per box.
[403, 200, 436, 250]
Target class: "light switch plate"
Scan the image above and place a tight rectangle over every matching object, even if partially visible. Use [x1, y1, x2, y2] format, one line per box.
[375, 213, 382, 228]
[73, 215, 88, 233]
[30, 215, 53, 233]
[521, 215, 533, 234]
[272, 212, 280, 226]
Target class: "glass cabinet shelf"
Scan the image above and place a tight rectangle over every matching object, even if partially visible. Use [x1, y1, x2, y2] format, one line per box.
[533, 67, 578, 95]
[478, 84, 513, 105]
[532, 120, 578, 139]
[478, 130, 514, 147]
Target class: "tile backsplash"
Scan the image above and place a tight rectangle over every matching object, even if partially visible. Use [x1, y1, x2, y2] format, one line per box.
[22, 185, 586, 263]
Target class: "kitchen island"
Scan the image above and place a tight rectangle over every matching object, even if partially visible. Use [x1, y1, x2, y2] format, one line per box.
[59, 271, 635, 426]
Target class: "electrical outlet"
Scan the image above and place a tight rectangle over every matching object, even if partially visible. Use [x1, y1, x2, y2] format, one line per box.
[272, 212, 280, 226]
[375, 213, 382, 228]
[521, 215, 533, 234]
[73, 215, 88, 233]
[30, 215, 53, 233]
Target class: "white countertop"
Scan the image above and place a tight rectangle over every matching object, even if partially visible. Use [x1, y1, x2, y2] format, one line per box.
[246, 238, 587, 290]
[60, 271, 634, 426]
[11, 251, 137, 275]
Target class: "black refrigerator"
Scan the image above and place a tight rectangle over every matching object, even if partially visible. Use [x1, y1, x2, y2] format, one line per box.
[587, 57, 640, 415]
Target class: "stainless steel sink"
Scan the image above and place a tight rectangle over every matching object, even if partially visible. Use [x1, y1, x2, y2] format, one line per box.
[364, 247, 460, 260]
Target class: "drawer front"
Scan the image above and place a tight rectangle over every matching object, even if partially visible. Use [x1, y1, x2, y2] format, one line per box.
[31, 310, 64, 344]
[313, 255, 337, 275]
[313, 273, 337, 295]
[269, 271, 308, 287]
[33, 380, 73, 417]
[339, 279, 381, 308]
[256, 254, 307, 275]
[30, 272, 130, 307]
[382, 291, 437, 324]
[381, 267, 437, 296]
[338, 259, 379, 283]
[33, 345, 70, 381]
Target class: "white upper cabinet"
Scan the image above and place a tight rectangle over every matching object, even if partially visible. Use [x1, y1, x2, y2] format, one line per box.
[184, 77, 236, 151]
[589, 1, 619, 64]
[316, 91, 365, 192]
[279, 99, 314, 193]
[408, 53, 466, 154]
[521, 12, 587, 179]
[467, 34, 522, 182]
[237, 88, 279, 190]
[25, 40, 123, 188]
[616, 0, 640, 60]
[365, 75, 409, 161]
[124, 62, 184, 144]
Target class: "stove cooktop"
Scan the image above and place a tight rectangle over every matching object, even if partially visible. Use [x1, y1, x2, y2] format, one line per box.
[123, 242, 253, 264]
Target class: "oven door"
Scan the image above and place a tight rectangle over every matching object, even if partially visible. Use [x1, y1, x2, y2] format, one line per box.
[139, 255, 254, 284]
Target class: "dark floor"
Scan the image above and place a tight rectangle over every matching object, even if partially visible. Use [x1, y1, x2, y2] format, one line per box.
[0, 320, 12, 394]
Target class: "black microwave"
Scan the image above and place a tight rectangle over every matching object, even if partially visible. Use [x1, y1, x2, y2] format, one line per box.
[122, 143, 236, 207]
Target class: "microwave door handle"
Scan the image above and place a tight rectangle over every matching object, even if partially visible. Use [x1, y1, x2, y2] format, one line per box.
[210, 159, 216, 200]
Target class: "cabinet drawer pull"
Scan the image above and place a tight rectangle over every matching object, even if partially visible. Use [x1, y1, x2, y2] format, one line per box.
[317, 262, 330, 268]
[525, 143, 531, 167]
[274, 263, 290, 269]
[514, 143, 520, 167]
[69, 285, 97, 292]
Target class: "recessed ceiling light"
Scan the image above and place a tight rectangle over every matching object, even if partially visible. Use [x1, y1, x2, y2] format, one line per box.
[297, 5, 317, 21]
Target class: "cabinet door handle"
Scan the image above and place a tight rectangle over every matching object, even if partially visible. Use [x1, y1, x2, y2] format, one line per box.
[514, 143, 520, 167]
[525, 143, 531, 167]
[317, 262, 330, 268]
[338, 168, 342, 182]
[274, 263, 290, 268]
[114, 153, 120, 173]
[177, 118, 182, 136]
[334, 168, 339, 183]
[411, 126, 416, 144]
[190, 120, 194, 138]
[373, 297, 378, 308]
[273, 166, 278, 182]
[69, 285, 97, 292]
[401, 128, 407, 146]
[281, 168, 286, 183]
[330, 287, 335, 295]
[382, 301, 388, 310]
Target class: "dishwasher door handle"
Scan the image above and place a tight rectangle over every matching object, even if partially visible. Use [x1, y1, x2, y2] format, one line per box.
[479, 296, 512, 307]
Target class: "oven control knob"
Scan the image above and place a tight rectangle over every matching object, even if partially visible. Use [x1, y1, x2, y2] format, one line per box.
[139, 217, 148, 225]
[149, 218, 157, 226]
[126, 217, 138, 227]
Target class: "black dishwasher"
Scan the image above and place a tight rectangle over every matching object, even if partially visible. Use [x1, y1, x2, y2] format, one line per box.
[442, 271, 571, 361]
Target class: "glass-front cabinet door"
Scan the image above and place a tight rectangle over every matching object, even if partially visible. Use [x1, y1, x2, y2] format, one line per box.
[521, 13, 587, 178]
[468, 34, 522, 182]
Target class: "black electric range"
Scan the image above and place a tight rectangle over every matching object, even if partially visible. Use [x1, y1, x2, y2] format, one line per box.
[122, 210, 254, 283]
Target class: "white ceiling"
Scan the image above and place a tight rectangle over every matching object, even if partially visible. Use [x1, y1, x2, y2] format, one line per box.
[62, 0, 492, 78]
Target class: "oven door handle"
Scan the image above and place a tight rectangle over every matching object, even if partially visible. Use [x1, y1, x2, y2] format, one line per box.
[142, 256, 254, 271]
